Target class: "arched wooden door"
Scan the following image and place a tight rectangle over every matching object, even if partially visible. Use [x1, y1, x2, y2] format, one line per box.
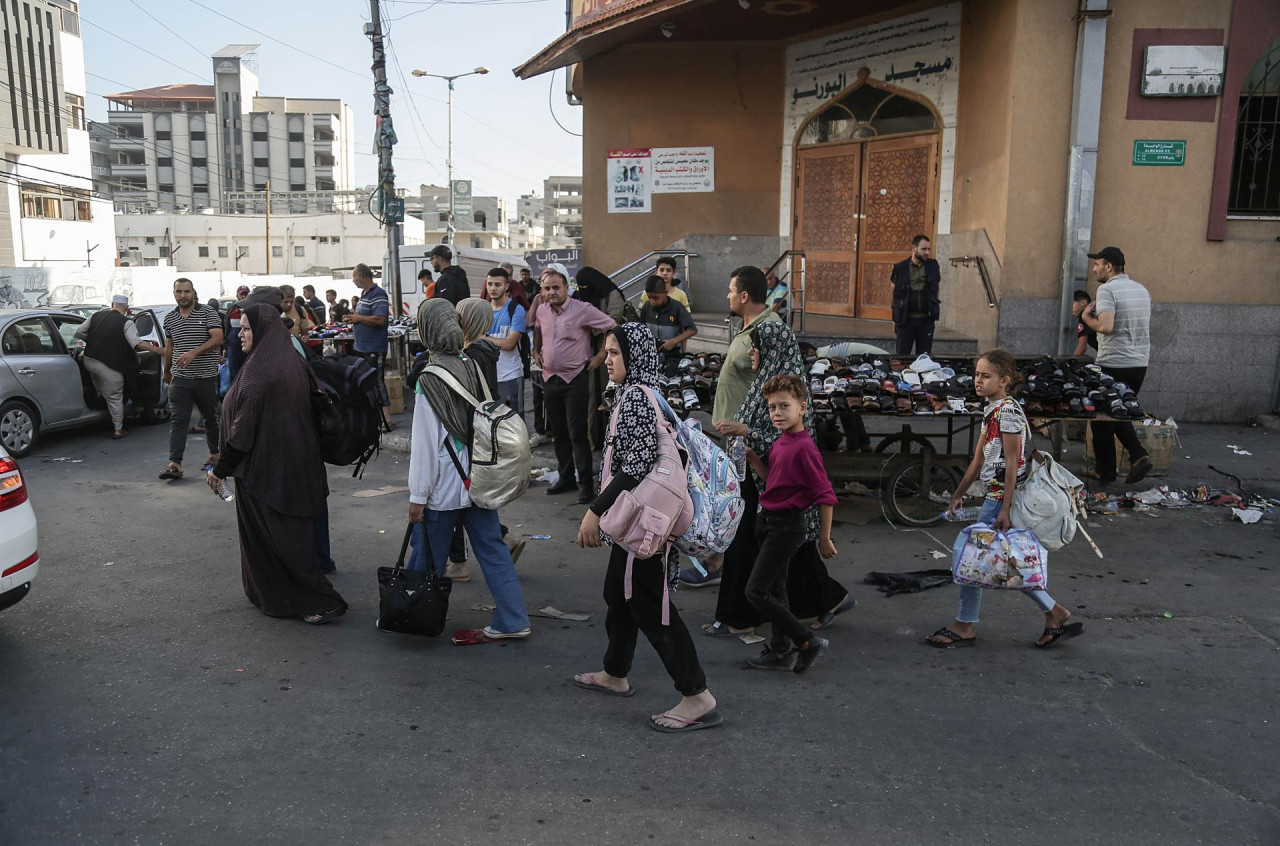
[793, 72, 940, 320]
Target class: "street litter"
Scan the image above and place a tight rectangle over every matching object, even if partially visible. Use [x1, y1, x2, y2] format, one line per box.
[1231, 508, 1263, 525]
[863, 569, 953, 596]
[1226, 444, 1253, 456]
[530, 534, 552, 540]
[739, 634, 765, 645]
[471, 604, 496, 613]
[352, 485, 410, 498]
[530, 468, 558, 485]
[532, 606, 591, 622]
[929, 550, 947, 559]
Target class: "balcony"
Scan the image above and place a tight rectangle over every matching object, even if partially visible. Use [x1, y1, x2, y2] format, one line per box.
[111, 163, 148, 177]
[312, 139, 332, 154]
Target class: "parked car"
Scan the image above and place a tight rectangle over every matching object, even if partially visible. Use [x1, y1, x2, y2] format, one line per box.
[0, 309, 170, 457]
[0, 440, 37, 613]
[42, 304, 107, 319]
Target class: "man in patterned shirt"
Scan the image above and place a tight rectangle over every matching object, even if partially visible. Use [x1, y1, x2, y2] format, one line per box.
[159, 278, 224, 480]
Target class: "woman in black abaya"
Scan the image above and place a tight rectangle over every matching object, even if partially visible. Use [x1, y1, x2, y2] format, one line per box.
[208, 303, 347, 624]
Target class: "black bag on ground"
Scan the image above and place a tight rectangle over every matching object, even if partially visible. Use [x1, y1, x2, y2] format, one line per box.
[307, 353, 382, 477]
[377, 523, 452, 637]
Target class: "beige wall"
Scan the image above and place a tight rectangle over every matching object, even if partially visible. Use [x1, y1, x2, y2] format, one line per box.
[580, 43, 785, 276]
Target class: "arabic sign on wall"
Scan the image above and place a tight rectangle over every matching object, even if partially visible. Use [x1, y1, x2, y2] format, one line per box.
[525, 248, 582, 282]
[651, 146, 715, 194]
[780, 2, 961, 236]
[607, 149, 652, 214]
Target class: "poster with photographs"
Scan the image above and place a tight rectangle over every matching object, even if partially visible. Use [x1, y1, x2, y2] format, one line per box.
[607, 149, 652, 213]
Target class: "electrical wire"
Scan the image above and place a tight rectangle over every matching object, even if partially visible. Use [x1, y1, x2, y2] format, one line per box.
[181, 0, 369, 80]
[547, 66, 582, 138]
[78, 16, 213, 82]
[126, 0, 208, 62]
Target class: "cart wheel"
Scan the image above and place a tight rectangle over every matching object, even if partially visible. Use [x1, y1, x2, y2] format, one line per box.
[874, 433, 935, 456]
[885, 456, 961, 527]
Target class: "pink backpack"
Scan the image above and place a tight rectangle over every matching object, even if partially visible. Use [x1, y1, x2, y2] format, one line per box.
[599, 385, 693, 625]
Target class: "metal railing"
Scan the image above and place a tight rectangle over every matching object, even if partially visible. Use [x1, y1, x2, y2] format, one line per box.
[948, 255, 998, 309]
[608, 250, 699, 301]
[768, 249, 807, 334]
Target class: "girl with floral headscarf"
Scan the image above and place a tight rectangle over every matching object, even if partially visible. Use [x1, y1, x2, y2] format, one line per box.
[702, 319, 854, 641]
[573, 322, 722, 733]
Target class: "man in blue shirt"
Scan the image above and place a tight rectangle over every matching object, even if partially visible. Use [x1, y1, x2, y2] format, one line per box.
[343, 262, 393, 429]
[485, 267, 527, 420]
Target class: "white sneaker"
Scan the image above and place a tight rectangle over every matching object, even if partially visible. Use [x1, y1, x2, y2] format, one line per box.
[483, 625, 531, 639]
[529, 433, 546, 447]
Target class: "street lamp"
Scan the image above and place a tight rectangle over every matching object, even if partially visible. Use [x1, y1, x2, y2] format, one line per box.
[410, 66, 489, 245]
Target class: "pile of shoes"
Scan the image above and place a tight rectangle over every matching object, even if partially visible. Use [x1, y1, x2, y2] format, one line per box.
[1016, 357, 1145, 419]
[804, 352, 981, 417]
[661, 352, 723, 415]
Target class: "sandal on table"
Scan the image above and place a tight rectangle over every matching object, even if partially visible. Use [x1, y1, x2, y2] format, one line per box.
[926, 627, 976, 648]
[647, 711, 724, 733]
[1035, 621, 1084, 649]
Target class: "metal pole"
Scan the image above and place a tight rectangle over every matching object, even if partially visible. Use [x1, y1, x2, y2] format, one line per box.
[446, 79, 455, 245]
[370, 0, 403, 311]
[264, 179, 271, 275]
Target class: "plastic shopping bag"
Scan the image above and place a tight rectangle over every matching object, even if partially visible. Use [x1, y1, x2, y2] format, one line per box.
[952, 523, 1049, 590]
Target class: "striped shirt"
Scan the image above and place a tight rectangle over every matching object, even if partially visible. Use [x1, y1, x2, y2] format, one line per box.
[163, 304, 222, 379]
[1094, 275, 1151, 368]
[353, 283, 390, 354]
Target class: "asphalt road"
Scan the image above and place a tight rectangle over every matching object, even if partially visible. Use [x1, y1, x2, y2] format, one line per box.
[2, 421, 1278, 845]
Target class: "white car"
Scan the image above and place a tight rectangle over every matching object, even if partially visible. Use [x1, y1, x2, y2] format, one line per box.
[0, 440, 38, 612]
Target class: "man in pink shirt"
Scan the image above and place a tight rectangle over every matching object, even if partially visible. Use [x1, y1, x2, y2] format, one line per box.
[533, 264, 617, 503]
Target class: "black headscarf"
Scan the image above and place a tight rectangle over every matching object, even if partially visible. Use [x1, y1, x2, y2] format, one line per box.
[220, 304, 327, 517]
[574, 266, 621, 310]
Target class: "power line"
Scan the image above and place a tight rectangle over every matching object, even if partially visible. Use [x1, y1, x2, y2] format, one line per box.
[126, 0, 209, 62]
[78, 17, 212, 82]
[181, 0, 369, 80]
[547, 66, 582, 138]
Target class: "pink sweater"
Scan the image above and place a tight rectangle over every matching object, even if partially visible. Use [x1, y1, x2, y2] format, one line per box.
[759, 430, 838, 512]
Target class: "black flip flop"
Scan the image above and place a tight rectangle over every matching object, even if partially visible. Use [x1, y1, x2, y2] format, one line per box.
[926, 627, 976, 649]
[701, 621, 753, 638]
[572, 675, 636, 698]
[648, 710, 724, 733]
[158, 465, 183, 480]
[1036, 621, 1084, 649]
[811, 596, 857, 630]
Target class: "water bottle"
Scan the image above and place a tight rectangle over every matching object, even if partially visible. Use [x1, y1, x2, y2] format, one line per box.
[941, 506, 982, 522]
[204, 465, 235, 502]
[728, 436, 747, 480]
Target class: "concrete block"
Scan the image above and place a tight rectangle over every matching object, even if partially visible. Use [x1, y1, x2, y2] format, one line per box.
[998, 297, 1057, 330]
[1142, 391, 1185, 421]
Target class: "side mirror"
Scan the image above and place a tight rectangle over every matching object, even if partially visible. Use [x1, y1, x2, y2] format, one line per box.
[134, 313, 154, 335]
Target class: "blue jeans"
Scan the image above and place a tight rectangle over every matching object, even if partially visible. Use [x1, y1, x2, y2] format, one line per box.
[498, 377, 524, 416]
[408, 505, 530, 634]
[954, 498, 1057, 623]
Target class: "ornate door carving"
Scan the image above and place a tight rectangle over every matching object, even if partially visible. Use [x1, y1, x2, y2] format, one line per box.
[794, 145, 860, 316]
[857, 134, 938, 320]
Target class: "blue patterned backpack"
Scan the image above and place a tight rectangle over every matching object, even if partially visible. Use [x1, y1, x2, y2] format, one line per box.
[654, 396, 745, 557]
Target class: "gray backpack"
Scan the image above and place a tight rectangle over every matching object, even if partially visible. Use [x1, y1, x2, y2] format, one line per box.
[425, 365, 531, 509]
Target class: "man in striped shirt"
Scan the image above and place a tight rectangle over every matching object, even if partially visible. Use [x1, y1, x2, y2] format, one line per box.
[159, 278, 224, 480]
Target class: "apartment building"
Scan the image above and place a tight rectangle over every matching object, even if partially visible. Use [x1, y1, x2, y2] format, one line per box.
[543, 175, 582, 246]
[0, 0, 114, 274]
[93, 44, 355, 214]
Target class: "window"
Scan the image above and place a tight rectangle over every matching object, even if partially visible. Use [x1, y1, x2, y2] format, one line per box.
[53, 316, 82, 351]
[156, 131, 171, 141]
[159, 246, 170, 258]
[1230, 37, 1280, 215]
[252, 131, 268, 142]
[193, 183, 209, 193]
[272, 246, 284, 258]
[158, 184, 174, 194]
[318, 236, 329, 244]
[289, 158, 304, 168]
[58, 2, 80, 36]
[64, 93, 85, 130]
[254, 183, 267, 190]
[218, 246, 229, 258]
[331, 236, 340, 244]
[288, 131, 304, 142]
[192, 157, 207, 168]
[797, 80, 937, 147]
[294, 246, 305, 257]
[157, 157, 173, 168]
[290, 183, 305, 191]
[237, 246, 248, 256]
[198, 246, 209, 257]
[144, 237, 156, 245]
[1, 319, 58, 356]
[253, 157, 268, 167]
[190, 130, 206, 141]
[18, 184, 93, 221]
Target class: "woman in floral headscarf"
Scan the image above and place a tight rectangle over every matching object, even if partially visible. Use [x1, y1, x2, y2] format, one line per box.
[572, 321, 721, 733]
[703, 319, 854, 642]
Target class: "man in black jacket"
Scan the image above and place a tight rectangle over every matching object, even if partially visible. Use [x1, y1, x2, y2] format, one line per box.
[72, 295, 162, 439]
[429, 245, 471, 305]
[890, 234, 941, 356]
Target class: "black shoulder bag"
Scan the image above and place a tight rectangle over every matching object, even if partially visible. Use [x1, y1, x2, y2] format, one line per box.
[376, 522, 453, 637]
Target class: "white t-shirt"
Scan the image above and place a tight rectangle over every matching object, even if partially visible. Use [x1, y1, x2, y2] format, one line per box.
[488, 300, 526, 383]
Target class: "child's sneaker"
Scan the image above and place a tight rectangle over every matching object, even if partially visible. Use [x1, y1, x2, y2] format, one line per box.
[745, 648, 796, 671]
[794, 636, 829, 674]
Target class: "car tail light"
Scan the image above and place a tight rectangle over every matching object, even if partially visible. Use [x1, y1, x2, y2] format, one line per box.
[0, 456, 28, 511]
[2, 551, 37, 578]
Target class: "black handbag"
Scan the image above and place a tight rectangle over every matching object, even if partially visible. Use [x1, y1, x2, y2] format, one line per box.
[377, 522, 452, 637]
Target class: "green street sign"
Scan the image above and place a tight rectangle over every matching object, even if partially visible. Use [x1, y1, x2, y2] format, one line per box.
[1133, 140, 1186, 166]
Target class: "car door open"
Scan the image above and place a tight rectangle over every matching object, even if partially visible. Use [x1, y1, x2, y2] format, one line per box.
[129, 310, 167, 409]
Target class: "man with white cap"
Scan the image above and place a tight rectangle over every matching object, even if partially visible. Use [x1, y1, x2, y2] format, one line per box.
[73, 295, 163, 439]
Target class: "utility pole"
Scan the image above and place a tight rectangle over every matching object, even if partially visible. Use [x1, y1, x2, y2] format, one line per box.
[412, 66, 488, 246]
[264, 179, 271, 275]
[368, 0, 403, 313]
[85, 241, 97, 267]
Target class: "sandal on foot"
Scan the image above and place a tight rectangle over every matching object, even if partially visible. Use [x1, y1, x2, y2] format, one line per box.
[1036, 621, 1084, 649]
[701, 621, 753, 638]
[572, 674, 636, 697]
[159, 463, 183, 480]
[926, 627, 976, 648]
[302, 607, 347, 625]
[811, 595, 857, 630]
[647, 711, 724, 733]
